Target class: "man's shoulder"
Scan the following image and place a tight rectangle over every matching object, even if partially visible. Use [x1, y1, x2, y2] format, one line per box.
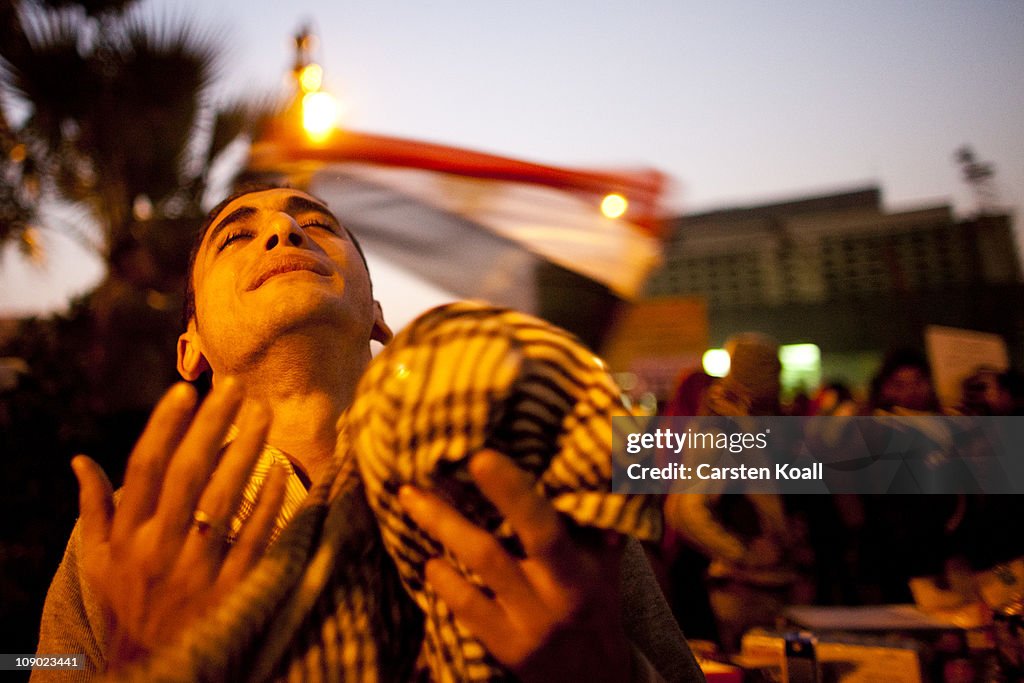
[620, 538, 705, 682]
[34, 520, 108, 679]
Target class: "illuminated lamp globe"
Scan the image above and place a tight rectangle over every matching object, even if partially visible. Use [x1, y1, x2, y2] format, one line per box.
[298, 63, 324, 93]
[702, 349, 730, 378]
[601, 193, 628, 219]
[302, 91, 338, 142]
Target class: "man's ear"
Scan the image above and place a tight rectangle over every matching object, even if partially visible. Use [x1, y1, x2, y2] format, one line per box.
[370, 300, 393, 345]
[177, 321, 211, 380]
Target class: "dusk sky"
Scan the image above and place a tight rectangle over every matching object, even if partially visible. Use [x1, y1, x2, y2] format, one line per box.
[2, 0, 1022, 329]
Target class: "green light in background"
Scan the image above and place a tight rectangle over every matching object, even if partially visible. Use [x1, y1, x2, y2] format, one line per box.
[779, 343, 821, 398]
[780, 343, 821, 369]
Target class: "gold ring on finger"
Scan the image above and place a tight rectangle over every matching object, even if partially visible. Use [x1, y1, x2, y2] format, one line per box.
[192, 509, 232, 542]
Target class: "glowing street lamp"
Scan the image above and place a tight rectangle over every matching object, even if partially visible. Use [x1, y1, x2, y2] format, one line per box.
[302, 90, 339, 142]
[601, 192, 628, 219]
[291, 26, 340, 143]
[298, 63, 323, 93]
[702, 348, 731, 378]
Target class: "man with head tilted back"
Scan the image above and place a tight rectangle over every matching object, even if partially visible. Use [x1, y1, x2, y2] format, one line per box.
[35, 186, 703, 682]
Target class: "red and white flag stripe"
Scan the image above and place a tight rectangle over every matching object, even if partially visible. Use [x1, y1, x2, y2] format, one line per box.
[246, 128, 668, 313]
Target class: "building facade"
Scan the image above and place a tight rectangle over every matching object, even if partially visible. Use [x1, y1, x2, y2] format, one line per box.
[642, 187, 1023, 391]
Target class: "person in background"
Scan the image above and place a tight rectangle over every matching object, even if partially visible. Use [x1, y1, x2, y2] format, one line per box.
[861, 348, 965, 606]
[958, 366, 1006, 415]
[810, 381, 857, 417]
[996, 369, 1024, 415]
[662, 368, 715, 419]
[664, 334, 808, 652]
[651, 368, 719, 645]
[958, 366, 1024, 416]
[867, 348, 940, 414]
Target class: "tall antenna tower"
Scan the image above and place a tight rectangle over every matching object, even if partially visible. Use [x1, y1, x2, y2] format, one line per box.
[955, 146, 999, 215]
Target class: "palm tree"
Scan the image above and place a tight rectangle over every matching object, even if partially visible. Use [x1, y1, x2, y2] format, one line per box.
[0, 0, 279, 653]
[0, 0, 274, 409]
[1, 0, 267, 263]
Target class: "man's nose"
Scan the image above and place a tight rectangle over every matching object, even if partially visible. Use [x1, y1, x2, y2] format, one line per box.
[264, 214, 307, 250]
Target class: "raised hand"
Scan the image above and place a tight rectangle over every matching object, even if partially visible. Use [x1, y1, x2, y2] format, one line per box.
[400, 449, 632, 682]
[71, 379, 287, 669]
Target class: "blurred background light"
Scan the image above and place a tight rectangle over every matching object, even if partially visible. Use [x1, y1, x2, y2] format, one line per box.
[779, 343, 822, 398]
[600, 192, 628, 219]
[702, 348, 730, 377]
[298, 63, 323, 93]
[302, 91, 338, 141]
[779, 343, 821, 369]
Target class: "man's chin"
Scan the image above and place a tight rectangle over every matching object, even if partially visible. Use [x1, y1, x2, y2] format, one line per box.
[263, 296, 348, 327]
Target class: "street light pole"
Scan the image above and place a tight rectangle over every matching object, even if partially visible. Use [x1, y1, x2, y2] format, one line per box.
[290, 25, 339, 144]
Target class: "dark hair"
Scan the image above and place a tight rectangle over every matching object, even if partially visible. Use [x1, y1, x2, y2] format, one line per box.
[868, 347, 936, 411]
[181, 182, 371, 329]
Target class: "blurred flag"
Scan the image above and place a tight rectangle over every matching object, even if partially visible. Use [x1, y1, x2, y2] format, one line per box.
[244, 128, 668, 346]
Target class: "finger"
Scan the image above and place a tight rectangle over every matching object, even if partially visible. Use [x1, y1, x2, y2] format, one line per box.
[425, 558, 513, 658]
[219, 462, 288, 584]
[469, 450, 568, 562]
[114, 383, 197, 536]
[155, 377, 244, 537]
[399, 486, 533, 602]
[72, 455, 115, 545]
[180, 401, 272, 562]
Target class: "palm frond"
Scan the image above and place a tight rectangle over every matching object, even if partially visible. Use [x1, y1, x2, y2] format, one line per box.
[102, 13, 222, 203]
[4, 8, 100, 150]
[120, 12, 221, 99]
[1, 0, 273, 268]
[34, 0, 137, 19]
[0, 177, 37, 250]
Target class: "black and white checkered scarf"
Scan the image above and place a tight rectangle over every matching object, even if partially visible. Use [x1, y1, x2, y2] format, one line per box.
[113, 302, 661, 682]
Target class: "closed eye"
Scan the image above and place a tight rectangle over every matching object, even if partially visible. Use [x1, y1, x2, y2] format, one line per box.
[299, 219, 342, 236]
[218, 230, 254, 251]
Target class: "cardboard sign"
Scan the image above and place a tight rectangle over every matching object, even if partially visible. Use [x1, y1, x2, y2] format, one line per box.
[925, 325, 1009, 407]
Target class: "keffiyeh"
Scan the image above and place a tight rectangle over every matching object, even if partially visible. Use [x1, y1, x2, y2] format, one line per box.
[113, 302, 661, 682]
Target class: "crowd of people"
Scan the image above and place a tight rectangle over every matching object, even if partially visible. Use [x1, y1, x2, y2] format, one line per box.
[650, 335, 1024, 657]
[24, 183, 1024, 680]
